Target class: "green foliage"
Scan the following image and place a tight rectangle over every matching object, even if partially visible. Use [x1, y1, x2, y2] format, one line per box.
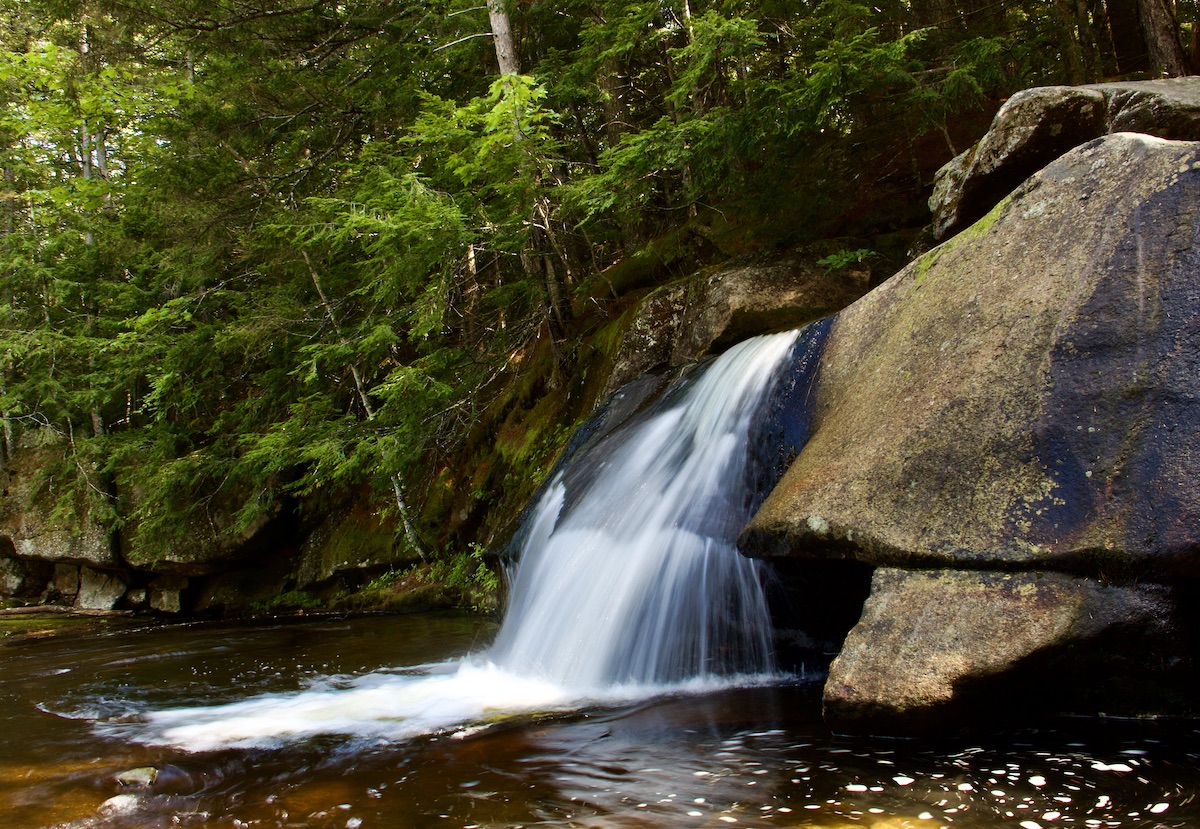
[817, 248, 875, 270]
[0, 0, 1131, 568]
[359, 545, 501, 613]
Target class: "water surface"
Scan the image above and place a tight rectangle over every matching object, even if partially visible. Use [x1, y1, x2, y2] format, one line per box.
[4, 613, 1200, 829]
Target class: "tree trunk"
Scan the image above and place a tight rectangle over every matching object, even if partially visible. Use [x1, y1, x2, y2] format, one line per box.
[1104, 0, 1152, 74]
[1138, 0, 1189, 76]
[1075, 0, 1102, 80]
[487, 0, 521, 75]
[462, 242, 481, 348]
[910, 0, 962, 29]
[1055, 0, 1089, 82]
[487, 0, 574, 347]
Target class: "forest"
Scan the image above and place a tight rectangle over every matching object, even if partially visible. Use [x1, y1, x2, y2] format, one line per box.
[1, 0, 1195, 579]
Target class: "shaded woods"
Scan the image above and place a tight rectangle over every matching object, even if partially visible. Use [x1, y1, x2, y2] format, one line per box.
[1, 0, 1195, 576]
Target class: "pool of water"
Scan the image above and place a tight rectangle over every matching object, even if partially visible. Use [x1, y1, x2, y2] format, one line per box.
[3, 613, 1199, 828]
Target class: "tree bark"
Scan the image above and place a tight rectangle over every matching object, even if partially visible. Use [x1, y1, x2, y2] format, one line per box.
[487, 0, 520, 75]
[486, 1, 574, 344]
[1055, 0, 1089, 82]
[1104, 0, 1151, 74]
[1138, 0, 1189, 76]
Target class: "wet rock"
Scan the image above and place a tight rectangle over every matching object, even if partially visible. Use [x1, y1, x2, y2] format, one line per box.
[823, 569, 1175, 733]
[933, 78, 1200, 240]
[605, 254, 868, 394]
[98, 793, 142, 816]
[76, 567, 127, 611]
[115, 767, 158, 788]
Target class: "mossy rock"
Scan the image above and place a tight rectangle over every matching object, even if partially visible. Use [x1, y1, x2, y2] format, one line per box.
[745, 133, 1200, 578]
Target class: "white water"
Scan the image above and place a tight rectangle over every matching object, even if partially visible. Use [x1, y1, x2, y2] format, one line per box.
[117, 331, 800, 751]
[489, 331, 798, 685]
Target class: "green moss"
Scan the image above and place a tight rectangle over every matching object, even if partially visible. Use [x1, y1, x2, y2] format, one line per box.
[0, 615, 119, 641]
[913, 196, 1011, 289]
[912, 247, 944, 288]
[314, 510, 399, 576]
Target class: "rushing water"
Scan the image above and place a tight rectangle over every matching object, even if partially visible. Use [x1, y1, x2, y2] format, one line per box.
[490, 331, 799, 686]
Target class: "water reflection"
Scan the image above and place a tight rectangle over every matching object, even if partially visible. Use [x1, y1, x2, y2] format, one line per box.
[2, 614, 1199, 829]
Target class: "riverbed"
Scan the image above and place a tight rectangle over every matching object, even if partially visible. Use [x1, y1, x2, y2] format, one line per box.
[2, 613, 1197, 828]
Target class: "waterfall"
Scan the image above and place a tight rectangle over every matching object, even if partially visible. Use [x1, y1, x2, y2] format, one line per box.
[488, 331, 800, 687]
[114, 329, 820, 751]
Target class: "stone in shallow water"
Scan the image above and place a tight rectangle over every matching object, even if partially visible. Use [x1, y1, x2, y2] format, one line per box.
[115, 767, 158, 788]
[98, 793, 141, 815]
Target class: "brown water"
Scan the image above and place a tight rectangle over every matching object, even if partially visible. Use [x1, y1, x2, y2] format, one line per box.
[2, 613, 1199, 829]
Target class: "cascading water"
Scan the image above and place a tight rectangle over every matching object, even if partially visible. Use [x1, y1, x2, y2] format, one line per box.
[489, 331, 798, 687]
[109, 328, 821, 751]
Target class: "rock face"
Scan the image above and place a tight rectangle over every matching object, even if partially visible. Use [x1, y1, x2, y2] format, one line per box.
[824, 569, 1176, 734]
[119, 482, 283, 577]
[296, 508, 405, 589]
[932, 79, 1200, 240]
[76, 567, 128, 611]
[0, 444, 118, 569]
[743, 132, 1200, 732]
[605, 255, 868, 394]
[0, 439, 287, 611]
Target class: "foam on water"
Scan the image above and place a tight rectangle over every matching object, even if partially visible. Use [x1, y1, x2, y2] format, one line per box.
[111, 331, 802, 751]
[132, 662, 572, 751]
[124, 662, 779, 751]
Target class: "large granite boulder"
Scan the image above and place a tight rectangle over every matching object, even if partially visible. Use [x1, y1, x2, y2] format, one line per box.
[743, 132, 1200, 732]
[932, 79, 1200, 240]
[605, 254, 868, 394]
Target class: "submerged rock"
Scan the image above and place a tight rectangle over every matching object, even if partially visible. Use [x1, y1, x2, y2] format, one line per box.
[744, 132, 1200, 732]
[115, 767, 158, 788]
